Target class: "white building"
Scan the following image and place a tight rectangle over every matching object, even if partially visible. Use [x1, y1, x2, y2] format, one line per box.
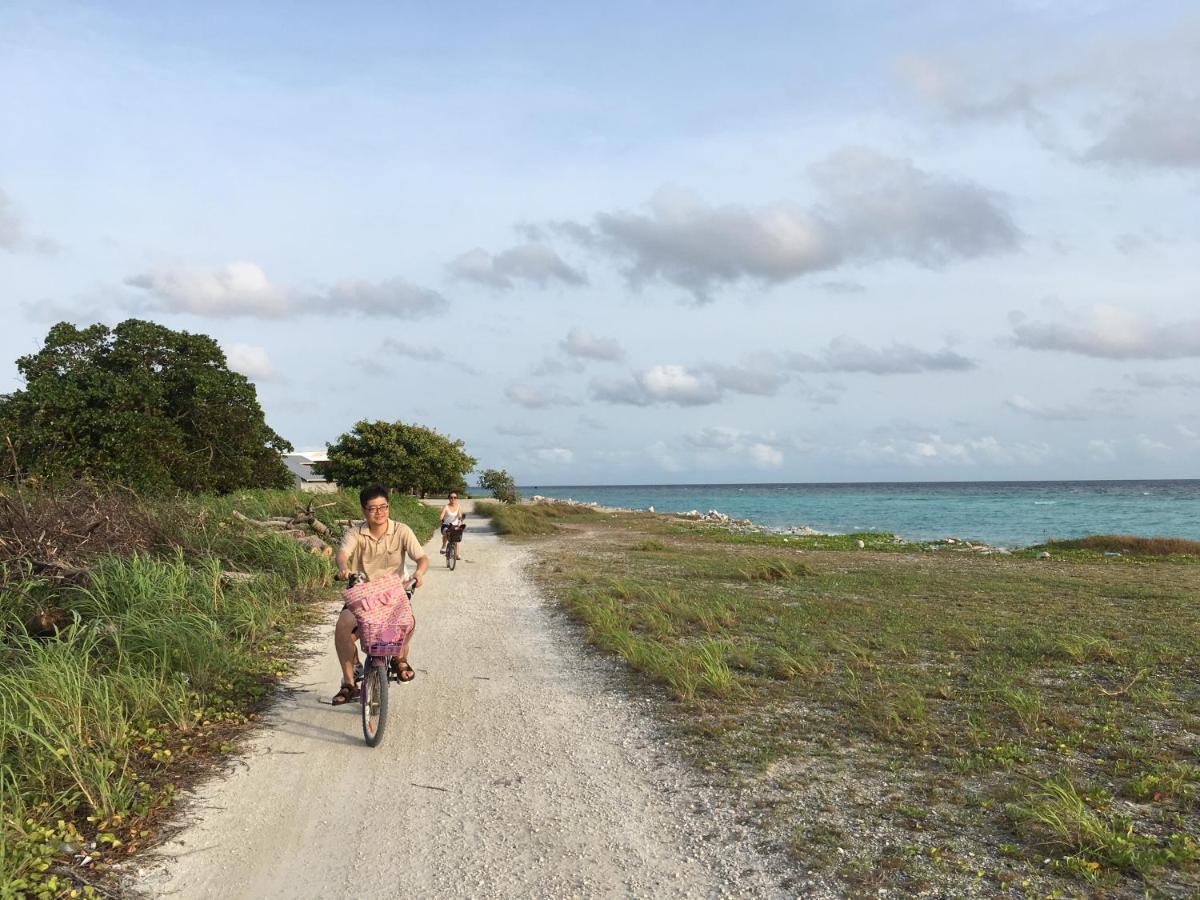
[284, 450, 337, 493]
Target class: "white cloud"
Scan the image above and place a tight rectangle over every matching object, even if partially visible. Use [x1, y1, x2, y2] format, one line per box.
[1005, 394, 1093, 421]
[648, 440, 683, 472]
[900, 19, 1200, 170]
[1088, 439, 1118, 461]
[593, 359, 797, 406]
[1086, 96, 1200, 168]
[789, 336, 975, 375]
[534, 447, 574, 464]
[572, 187, 841, 303]
[1136, 433, 1171, 453]
[685, 426, 744, 451]
[1010, 306, 1200, 359]
[124, 263, 445, 320]
[380, 339, 444, 362]
[851, 432, 1050, 467]
[811, 147, 1020, 266]
[224, 343, 278, 381]
[684, 426, 787, 470]
[532, 355, 586, 376]
[126, 262, 289, 317]
[640, 365, 721, 406]
[1127, 371, 1200, 391]
[325, 277, 443, 318]
[496, 423, 540, 437]
[705, 362, 789, 396]
[505, 383, 571, 409]
[0, 188, 57, 255]
[561, 327, 624, 362]
[448, 242, 586, 290]
[0, 189, 26, 251]
[560, 148, 1018, 302]
[748, 442, 784, 469]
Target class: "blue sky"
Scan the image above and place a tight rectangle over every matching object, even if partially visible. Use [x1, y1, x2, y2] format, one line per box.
[2, 1, 1198, 484]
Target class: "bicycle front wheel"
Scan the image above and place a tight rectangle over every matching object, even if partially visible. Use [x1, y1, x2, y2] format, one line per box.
[448, 547, 457, 571]
[361, 662, 388, 747]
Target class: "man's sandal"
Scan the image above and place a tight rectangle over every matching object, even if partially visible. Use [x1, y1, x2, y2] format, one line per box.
[331, 683, 360, 705]
[390, 658, 415, 682]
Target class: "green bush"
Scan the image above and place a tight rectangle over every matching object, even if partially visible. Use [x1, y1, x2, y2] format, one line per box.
[477, 468, 519, 504]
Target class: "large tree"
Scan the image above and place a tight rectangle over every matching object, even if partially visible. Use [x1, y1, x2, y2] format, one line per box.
[0, 319, 292, 493]
[321, 420, 476, 497]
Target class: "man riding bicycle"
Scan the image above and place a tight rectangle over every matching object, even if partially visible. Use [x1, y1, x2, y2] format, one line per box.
[331, 485, 429, 705]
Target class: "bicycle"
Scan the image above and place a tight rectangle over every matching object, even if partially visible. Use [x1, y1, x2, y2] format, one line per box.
[346, 572, 415, 747]
[443, 521, 465, 570]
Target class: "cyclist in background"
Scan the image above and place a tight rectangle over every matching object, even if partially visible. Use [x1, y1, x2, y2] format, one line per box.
[438, 491, 465, 561]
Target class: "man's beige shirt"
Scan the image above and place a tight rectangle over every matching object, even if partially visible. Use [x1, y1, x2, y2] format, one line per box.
[339, 519, 426, 582]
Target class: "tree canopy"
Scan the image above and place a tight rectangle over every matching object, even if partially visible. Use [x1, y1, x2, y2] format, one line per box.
[0, 319, 293, 493]
[320, 420, 476, 497]
[478, 468, 519, 504]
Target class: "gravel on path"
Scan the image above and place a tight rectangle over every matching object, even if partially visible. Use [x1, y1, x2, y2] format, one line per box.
[132, 505, 790, 899]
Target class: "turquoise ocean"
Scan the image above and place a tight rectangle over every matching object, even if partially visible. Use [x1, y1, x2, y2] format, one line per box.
[513, 481, 1200, 548]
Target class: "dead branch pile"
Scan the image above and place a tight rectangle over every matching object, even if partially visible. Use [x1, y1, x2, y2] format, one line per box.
[231, 500, 336, 557]
[0, 481, 163, 585]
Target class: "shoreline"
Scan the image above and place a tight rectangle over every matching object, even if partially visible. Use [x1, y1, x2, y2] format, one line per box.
[514, 480, 1200, 548]
[526, 494, 1015, 554]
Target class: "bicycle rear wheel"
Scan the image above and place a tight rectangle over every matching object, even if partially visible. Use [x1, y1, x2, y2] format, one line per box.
[361, 662, 388, 746]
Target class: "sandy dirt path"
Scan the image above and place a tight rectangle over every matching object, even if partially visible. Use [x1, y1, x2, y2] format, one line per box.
[134, 504, 787, 899]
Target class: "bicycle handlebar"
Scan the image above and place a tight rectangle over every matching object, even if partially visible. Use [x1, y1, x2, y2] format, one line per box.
[343, 571, 418, 596]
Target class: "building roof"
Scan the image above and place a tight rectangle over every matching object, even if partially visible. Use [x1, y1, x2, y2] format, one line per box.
[284, 452, 332, 483]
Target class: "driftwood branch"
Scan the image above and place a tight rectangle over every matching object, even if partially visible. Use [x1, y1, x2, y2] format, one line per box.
[231, 509, 333, 557]
[31, 558, 89, 579]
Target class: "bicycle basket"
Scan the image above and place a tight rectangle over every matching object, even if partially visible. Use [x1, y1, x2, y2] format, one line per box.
[447, 524, 465, 543]
[343, 573, 414, 654]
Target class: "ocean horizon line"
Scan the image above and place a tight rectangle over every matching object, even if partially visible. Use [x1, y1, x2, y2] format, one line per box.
[518, 477, 1199, 489]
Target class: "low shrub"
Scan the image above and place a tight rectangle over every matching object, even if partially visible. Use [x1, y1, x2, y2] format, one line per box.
[1042, 534, 1200, 557]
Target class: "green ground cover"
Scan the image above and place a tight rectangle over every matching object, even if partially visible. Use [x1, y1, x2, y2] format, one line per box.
[495, 505, 1200, 897]
[0, 487, 436, 898]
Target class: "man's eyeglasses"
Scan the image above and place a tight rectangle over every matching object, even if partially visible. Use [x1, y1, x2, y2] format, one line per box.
[365, 503, 389, 513]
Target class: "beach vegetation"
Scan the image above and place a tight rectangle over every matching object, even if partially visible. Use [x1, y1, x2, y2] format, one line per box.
[477, 468, 519, 504]
[511, 510, 1200, 896]
[0, 482, 435, 895]
[474, 499, 599, 536]
[1037, 534, 1200, 558]
[0, 319, 292, 493]
[319, 419, 476, 497]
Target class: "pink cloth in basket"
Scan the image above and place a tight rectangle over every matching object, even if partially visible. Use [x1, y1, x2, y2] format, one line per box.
[343, 573, 414, 652]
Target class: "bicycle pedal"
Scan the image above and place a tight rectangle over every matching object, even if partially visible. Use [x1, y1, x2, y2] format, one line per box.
[352, 663, 363, 683]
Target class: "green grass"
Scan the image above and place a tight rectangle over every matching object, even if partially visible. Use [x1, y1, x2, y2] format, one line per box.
[474, 499, 601, 536]
[518, 513, 1200, 895]
[0, 485, 435, 896]
[1037, 534, 1200, 558]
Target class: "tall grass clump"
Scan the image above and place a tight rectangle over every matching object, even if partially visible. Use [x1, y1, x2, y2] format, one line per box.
[0, 485, 385, 894]
[1008, 778, 1199, 874]
[475, 499, 599, 536]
